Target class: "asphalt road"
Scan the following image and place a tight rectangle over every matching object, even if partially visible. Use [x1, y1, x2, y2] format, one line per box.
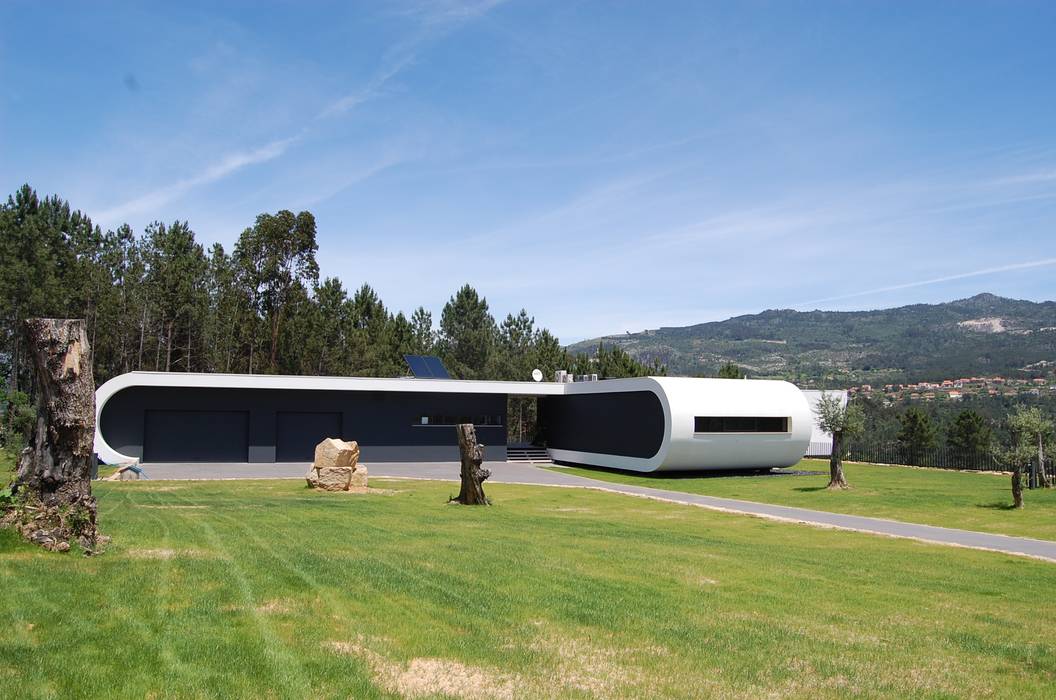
[135, 460, 1056, 563]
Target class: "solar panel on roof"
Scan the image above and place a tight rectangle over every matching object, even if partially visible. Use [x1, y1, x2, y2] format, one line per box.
[404, 354, 452, 379]
[423, 356, 451, 379]
[404, 354, 434, 378]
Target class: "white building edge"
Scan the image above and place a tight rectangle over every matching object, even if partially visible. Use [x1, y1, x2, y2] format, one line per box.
[94, 372, 814, 472]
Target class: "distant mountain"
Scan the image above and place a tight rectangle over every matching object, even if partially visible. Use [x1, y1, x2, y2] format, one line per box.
[568, 294, 1056, 387]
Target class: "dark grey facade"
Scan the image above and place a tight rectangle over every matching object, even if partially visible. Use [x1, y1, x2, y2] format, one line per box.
[100, 385, 508, 463]
[539, 390, 665, 460]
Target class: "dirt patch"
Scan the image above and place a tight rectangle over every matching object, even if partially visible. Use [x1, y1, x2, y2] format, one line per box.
[0, 551, 42, 561]
[767, 654, 970, 697]
[327, 627, 667, 698]
[125, 548, 210, 560]
[255, 599, 291, 614]
[524, 625, 662, 696]
[327, 639, 522, 699]
[135, 505, 206, 510]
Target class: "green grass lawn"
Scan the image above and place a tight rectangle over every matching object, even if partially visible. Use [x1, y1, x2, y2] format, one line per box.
[551, 460, 1056, 541]
[2, 478, 1055, 698]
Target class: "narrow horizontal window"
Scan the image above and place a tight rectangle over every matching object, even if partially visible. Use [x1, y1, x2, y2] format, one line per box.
[694, 416, 788, 433]
[415, 415, 503, 427]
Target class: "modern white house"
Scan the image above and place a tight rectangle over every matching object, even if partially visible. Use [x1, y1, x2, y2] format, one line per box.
[94, 371, 814, 472]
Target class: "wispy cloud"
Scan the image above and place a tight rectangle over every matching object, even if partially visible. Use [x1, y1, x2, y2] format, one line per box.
[319, 1, 509, 119]
[95, 1, 509, 227]
[317, 53, 418, 119]
[395, 0, 509, 26]
[987, 169, 1056, 186]
[95, 135, 301, 224]
[794, 258, 1056, 307]
[295, 151, 411, 208]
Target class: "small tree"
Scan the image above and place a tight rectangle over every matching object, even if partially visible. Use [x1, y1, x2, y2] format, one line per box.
[997, 444, 1029, 509]
[997, 424, 1036, 509]
[812, 392, 864, 489]
[1007, 406, 1053, 489]
[718, 361, 742, 379]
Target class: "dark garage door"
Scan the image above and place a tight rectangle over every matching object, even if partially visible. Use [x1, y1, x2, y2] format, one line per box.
[144, 410, 249, 462]
[276, 411, 342, 462]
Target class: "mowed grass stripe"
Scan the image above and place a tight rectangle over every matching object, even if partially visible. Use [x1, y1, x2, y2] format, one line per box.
[0, 478, 1053, 698]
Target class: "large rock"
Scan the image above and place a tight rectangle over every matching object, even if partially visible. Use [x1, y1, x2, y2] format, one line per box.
[306, 465, 369, 492]
[313, 438, 360, 468]
[313, 466, 351, 491]
[306, 437, 367, 492]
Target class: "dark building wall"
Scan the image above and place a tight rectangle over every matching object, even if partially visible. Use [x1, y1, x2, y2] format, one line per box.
[100, 386, 508, 463]
[539, 390, 665, 459]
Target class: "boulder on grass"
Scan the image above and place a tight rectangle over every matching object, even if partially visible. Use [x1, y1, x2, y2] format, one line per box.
[306, 438, 367, 492]
[312, 466, 352, 491]
[314, 437, 360, 468]
[306, 465, 369, 492]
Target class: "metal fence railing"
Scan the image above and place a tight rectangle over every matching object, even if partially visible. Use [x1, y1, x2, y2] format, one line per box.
[806, 442, 1056, 486]
[804, 441, 834, 459]
[845, 444, 1004, 471]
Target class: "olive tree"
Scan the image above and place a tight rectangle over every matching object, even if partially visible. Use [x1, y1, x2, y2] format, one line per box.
[1007, 406, 1053, 489]
[812, 392, 864, 490]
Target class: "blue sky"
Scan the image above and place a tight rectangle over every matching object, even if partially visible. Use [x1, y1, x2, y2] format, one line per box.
[2, 1, 1054, 342]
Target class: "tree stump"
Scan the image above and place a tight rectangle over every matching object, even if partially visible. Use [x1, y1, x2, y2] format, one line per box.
[5, 319, 104, 553]
[450, 423, 490, 505]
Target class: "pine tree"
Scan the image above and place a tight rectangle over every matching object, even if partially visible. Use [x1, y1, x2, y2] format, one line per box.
[898, 407, 937, 465]
[142, 221, 208, 372]
[349, 284, 398, 376]
[491, 310, 535, 381]
[409, 307, 435, 355]
[946, 410, 992, 467]
[234, 210, 319, 373]
[0, 186, 104, 389]
[529, 329, 568, 379]
[307, 277, 352, 375]
[438, 285, 497, 379]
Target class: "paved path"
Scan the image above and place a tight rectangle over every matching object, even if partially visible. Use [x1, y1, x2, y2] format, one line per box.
[138, 461, 1056, 563]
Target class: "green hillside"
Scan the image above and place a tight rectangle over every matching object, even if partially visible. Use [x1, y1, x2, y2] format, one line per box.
[569, 293, 1056, 387]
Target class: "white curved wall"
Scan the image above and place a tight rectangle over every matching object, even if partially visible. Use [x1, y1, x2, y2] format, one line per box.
[653, 377, 812, 471]
[93, 371, 564, 465]
[548, 376, 811, 472]
[95, 371, 812, 471]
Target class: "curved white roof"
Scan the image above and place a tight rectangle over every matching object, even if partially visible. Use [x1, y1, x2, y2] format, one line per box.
[95, 371, 812, 471]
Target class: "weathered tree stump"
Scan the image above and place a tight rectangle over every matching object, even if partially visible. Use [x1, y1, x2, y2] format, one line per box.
[4, 319, 104, 553]
[450, 423, 490, 505]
